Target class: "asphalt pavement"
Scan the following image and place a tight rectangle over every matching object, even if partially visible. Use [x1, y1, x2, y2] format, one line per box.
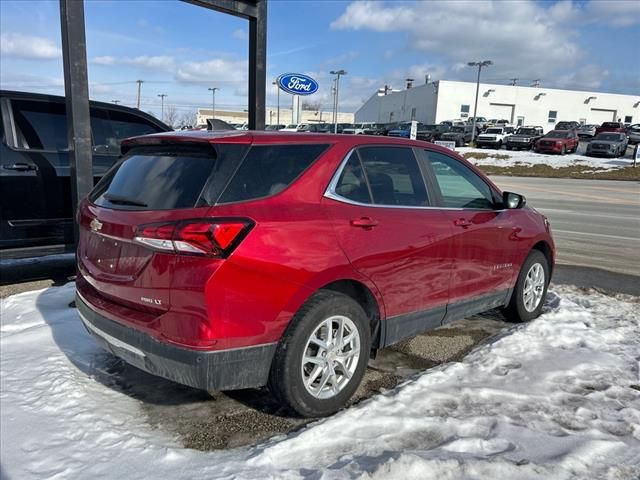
[490, 175, 640, 278]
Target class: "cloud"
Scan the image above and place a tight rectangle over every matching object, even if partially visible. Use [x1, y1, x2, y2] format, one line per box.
[0, 32, 61, 60]
[232, 29, 248, 40]
[92, 56, 116, 65]
[175, 58, 247, 84]
[331, 1, 583, 83]
[555, 64, 610, 91]
[585, 0, 640, 27]
[91, 55, 175, 70]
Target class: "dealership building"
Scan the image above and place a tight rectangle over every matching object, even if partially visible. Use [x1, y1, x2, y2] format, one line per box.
[355, 80, 639, 131]
[197, 108, 354, 127]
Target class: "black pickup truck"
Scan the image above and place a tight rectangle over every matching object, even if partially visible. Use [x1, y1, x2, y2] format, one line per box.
[0, 90, 171, 258]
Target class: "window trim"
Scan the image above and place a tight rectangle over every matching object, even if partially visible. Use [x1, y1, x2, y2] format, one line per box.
[324, 145, 433, 210]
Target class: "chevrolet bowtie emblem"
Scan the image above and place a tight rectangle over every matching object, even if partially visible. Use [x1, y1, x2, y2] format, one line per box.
[90, 218, 103, 232]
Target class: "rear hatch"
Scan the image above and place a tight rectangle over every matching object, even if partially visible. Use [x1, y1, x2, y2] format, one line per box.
[77, 142, 249, 314]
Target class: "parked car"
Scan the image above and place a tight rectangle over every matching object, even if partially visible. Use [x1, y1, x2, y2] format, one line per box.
[416, 124, 451, 142]
[486, 119, 511, 129]
[332, 123, 353, 134]
[505, 126, 544, 150]
[387, 122, 425, 138]
[362, 123, 387, 135]
[476, 127, 512, 149]
[534, 130, 579, 154]
[342, 122, 377, 135]
[280, 124, 300, 132]
[585, 132, 628, 157]
[297, 123, 329, 133]
[595, 121, 626, 136]
[0, 90, 170, 257]
[439, 125, 474, 146]
[466, 117, 488, 132]
[76, 130, 555, 417]
[554, 121, 580, 131]
[626, 124, 640, 145]
[265, 124, 285, 131]
[576, 124, 597, 138]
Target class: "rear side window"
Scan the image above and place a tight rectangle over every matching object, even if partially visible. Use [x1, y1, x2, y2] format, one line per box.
[358, 146, 428, 206]
[218, 144, 328, 203]
[334, 152, 372, 204]
[10, 99, 68, 151]
[90, 146, 217, 210]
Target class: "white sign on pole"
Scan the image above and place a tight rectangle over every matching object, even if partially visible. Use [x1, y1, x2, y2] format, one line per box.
[434, 140, 456, 151]
[410, 121, 418, 140]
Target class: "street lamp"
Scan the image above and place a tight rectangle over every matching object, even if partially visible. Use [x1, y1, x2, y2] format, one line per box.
[467, 60, 492, 143]
[208, 87, 219, 120]
[330, 69, 347, 134]
[157, 93, 167, 122]
[272, 80, 280, 125]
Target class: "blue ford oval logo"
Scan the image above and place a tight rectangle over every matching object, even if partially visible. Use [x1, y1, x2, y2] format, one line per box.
[276, 73, 319, 96]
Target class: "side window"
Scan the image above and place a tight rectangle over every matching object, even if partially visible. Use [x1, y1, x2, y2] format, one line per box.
[426, 151, 495, 209]
[10, 99, 68, 151]
[359, 146, 428, 206]
[218, 144, 328, 204]
[548, 110, 557, 124]
[333, 152, 372, 204]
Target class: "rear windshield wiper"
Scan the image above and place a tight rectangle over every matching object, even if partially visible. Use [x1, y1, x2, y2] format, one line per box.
[103, 193, 148, 207]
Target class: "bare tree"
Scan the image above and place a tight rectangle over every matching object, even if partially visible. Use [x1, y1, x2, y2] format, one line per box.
[302, 100, 321, 111]
[164, 105, 179, 128]
[179, 110, 198, 128]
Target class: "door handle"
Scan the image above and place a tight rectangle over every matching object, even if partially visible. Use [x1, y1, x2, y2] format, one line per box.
[454, 218, 472, 228]
[351, 217, 379, 228]
[3, 163, 37, 172]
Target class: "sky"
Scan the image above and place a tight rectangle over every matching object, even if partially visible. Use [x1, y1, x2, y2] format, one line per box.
[1, 0, 639, 123]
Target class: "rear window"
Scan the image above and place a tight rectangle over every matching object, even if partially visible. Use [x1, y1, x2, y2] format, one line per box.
[218, 144, 329, 204]
[90, 146, 220, 210]
[601, 122, 620, 128]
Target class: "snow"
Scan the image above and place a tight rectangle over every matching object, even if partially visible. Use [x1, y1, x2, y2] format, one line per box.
[457, 146, 634, 170]
[2, 283, 639, 479]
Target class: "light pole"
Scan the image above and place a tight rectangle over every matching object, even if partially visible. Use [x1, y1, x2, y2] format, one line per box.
[208, 87, 219, 120]
[467, 60, 492, 143]
[135, 79, 144, 109]
[157, 93, 167, 122]
[330, 69, 346, 134]
[272, 80, 280, 125]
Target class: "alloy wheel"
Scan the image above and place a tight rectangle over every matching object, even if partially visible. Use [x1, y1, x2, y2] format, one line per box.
[301, 315, 361, 400]
[523, 263, 545, 312]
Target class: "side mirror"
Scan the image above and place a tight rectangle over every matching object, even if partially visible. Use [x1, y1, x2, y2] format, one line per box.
[503, 191, 526, 209]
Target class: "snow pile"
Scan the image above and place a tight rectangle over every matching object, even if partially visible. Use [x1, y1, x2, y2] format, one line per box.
[2, 284, 639, 479]
[457, 146, 634, 170]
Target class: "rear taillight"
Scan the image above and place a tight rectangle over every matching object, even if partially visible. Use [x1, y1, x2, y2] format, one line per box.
[134, 218, 253, 257]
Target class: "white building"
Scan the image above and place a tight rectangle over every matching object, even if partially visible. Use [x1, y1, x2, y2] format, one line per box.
[196, 108, 354, 127]
[356, 80, 639, 131]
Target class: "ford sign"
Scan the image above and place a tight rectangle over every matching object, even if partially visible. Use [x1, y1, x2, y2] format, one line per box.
[276, 73, 319, 96]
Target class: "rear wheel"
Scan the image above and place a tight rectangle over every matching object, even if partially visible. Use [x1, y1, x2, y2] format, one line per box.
[268, 291, 371, 417]
[503, 250, 549, 323]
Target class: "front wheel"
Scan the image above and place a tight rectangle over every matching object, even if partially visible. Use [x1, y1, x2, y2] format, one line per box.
[268, 291, 371, 417]
[503, 250, 550, 323]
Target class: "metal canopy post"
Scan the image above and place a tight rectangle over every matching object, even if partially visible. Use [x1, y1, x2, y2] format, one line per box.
[185, 0, 267, 130]
[60, 0, 93, 246]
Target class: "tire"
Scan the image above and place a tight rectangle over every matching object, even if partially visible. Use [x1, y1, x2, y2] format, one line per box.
[503, 250, 550, 323]
[268, 290, 371, 417]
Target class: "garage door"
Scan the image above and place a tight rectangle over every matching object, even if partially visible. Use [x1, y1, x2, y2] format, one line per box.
[488, 103, 515, 123]
[590, 108, 616, 124]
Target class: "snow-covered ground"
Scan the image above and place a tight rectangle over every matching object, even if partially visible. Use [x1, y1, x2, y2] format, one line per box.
[458, 146, 635, 171]
[1, 283, 639, 479]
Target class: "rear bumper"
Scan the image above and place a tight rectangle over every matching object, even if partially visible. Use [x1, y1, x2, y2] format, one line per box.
[76, 292, 276, 391]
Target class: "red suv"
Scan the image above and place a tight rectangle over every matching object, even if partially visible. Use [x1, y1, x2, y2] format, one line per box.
[76, 131, 555, 417]
[534, 129, 579, 154]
